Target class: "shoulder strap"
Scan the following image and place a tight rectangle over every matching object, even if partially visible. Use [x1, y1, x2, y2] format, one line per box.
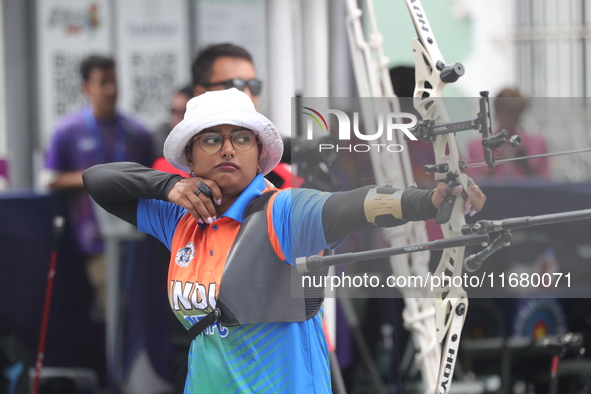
[242, 190, 279, 220]
[187, 308, 221, 340]
[187, 190, 279, 341]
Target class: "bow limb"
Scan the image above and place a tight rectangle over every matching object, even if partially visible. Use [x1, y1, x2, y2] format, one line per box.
[405, 1, 469, 392]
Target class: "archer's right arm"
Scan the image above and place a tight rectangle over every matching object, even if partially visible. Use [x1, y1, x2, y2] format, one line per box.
[83, 162, 183, 225]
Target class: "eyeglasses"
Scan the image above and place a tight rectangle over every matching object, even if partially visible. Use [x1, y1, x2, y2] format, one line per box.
[202, 78, 263, 96]
[189, 130, 257, 154]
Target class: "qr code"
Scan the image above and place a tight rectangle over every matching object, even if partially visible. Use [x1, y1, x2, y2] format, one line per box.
[53, 52, 86, 116]
[130, 51, 176, 115]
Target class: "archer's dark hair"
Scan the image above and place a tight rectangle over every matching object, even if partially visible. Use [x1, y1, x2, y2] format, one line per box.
[191, 43, 253, 87]
[80, 55, 115, 81]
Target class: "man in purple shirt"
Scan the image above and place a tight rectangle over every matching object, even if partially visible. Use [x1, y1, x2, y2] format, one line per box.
[43, 55, 155, 318]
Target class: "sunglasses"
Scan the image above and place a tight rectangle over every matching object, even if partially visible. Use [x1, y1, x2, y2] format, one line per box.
[189, 130, 257, 154]
[202, 78, 263, 96]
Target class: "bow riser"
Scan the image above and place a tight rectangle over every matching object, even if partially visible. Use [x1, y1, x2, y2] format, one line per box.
[406, 2, 470, 393]
[411, 22, 468, 331]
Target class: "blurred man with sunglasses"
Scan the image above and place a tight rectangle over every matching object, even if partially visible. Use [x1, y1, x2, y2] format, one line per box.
[152, 85, 194, 160]
[192, 43, 262, 108]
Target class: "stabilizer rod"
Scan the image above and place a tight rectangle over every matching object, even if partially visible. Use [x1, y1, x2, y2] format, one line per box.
[296, 233, 490, 273]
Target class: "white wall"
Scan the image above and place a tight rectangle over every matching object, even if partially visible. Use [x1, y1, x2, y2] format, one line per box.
[455, 0, 515, 97]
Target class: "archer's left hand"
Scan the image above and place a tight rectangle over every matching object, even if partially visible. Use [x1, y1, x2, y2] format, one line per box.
[431, 177, 486, 217]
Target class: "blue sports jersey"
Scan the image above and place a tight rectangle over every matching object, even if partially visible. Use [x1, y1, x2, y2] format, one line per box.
[137, 174, 334, 393]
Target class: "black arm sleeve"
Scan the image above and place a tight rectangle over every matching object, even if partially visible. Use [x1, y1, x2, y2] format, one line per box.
[322, 186, 377, 244]
[322, 185, 437, 244]
[401, 187, 439, 221]
[82, 162, 184, 226]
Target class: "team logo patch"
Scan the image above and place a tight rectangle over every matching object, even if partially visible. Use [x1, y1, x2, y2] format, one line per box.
[175, 242, 195, 267]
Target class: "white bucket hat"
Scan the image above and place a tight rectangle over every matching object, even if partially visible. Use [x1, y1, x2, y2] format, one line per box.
[164, 88, 283, 175]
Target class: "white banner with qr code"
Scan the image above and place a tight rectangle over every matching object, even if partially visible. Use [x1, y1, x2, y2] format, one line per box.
[36, 0, 112, 146]
[115, 0, 191, 132]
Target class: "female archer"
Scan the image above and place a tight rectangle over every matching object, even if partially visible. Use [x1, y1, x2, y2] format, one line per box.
[83, 88, 485, 393]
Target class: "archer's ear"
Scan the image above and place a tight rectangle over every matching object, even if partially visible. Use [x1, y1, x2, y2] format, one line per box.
[193, 85, 207, 97]
[185, 147, 194, 169]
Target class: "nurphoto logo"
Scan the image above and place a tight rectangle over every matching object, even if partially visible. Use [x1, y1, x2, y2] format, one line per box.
[302, 107, 418, 153]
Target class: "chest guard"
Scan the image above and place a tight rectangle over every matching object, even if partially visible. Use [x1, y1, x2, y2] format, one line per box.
[188, 191, 328, 340]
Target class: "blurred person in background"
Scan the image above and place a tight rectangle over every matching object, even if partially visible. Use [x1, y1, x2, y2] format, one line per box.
[153, 85, 193, 157]
[191, 43, 261, 108]
[152, 85, 193, 176]
[42, 54, 155, 319]
[467, 87, 549, 180]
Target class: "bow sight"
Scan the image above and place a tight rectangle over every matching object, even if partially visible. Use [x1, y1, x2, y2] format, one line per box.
[408, 91, 522, 171]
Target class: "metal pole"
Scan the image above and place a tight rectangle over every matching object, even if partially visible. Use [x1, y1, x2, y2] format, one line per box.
[106, 239, 121, 393]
